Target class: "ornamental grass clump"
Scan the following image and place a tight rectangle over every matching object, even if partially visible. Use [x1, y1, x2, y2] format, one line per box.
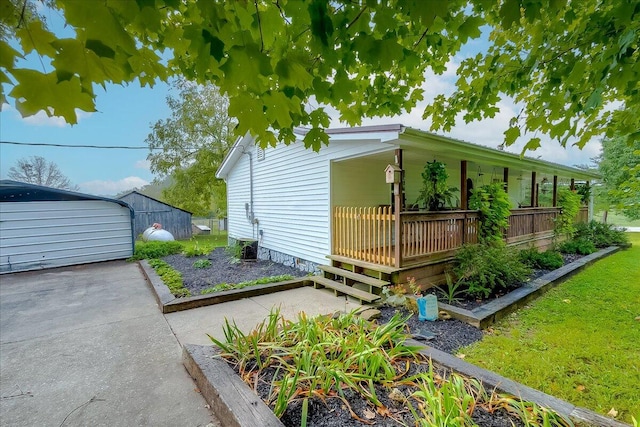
[209, 308, 422, 419]
[210, 309, 574, 426]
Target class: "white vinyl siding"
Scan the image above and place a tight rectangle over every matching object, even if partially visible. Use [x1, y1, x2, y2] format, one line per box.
[0, 200, 132, 273]
[226, 138, 394, 265]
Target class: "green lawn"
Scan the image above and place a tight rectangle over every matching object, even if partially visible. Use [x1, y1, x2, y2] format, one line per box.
[461, 233, 640, 423]
[179, 232, 228, 252]
[594, 211, 640, 228]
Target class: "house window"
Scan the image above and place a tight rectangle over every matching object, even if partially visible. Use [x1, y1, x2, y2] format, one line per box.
[256, 147, 265, 162]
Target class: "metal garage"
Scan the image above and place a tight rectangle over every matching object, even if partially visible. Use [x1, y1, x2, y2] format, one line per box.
[0, 180, 134, 274]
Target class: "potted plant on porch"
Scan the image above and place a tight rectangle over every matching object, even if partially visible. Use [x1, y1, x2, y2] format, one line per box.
[416, 160, 459, 211]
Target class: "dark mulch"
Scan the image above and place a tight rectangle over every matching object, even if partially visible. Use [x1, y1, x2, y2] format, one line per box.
[378, 305, 484, 354]
[162, 247, 307, 295]
[437, 252, 585, 311]
[227, 334, 523, 427]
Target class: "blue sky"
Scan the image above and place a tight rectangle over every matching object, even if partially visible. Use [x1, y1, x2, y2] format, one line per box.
[1, 82, 172, 194]
[0, 10, 601, 196]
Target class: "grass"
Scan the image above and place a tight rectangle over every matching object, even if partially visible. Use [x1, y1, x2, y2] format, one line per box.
[461, 233, 640, 423]
[180, 232, 228, 254]
[594, 211, 640, 227]
[200, 274, 295, 294]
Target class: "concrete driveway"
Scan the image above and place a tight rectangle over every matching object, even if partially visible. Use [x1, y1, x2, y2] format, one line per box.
[0, 261, 217, 427]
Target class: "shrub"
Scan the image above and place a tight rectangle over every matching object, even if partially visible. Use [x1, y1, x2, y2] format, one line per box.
[192, 258, 212, 268]
[555, 188, 581, 237]
[574, 220, 629, 248]
[147, 258, 190, 297]
[129, 240, 183, 260]
[454, 243, 531, 299]
[183, 240, 212, 257]
[558, 238, 596, 255]
[519, 248, 564, 270]
[469, 183, 512, 244]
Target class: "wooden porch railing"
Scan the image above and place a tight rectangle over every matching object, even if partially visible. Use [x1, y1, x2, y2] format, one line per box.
[400, 211, 478, 265]
[506, 207, 560, 243]
[577, 206, 589, 223]
[333, 206, 395, 266]
[333, 206, 563, 268]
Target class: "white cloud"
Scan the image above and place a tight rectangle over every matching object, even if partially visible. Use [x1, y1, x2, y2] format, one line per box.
[3, 104, 94, 127]
[325, 66, 602, 169]
[134, 159, 151, 170]
[80, 176, 149, 196]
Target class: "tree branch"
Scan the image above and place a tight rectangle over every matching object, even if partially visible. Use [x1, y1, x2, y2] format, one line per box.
[346, 6, 367, 30]
[254, 0, 264, 52]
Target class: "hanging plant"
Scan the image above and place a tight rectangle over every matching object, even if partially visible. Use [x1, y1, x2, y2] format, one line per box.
[416, 160, 459, 211]
[469, 183, 512, 245]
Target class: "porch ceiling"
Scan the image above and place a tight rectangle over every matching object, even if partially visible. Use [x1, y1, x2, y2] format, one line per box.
[399, 128, 600, 181]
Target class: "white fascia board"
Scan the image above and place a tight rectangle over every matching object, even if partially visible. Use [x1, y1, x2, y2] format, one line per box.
[215, 134, 254, 180]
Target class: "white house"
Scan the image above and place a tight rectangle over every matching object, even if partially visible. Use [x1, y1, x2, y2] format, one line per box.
[216, 125, 597, 295]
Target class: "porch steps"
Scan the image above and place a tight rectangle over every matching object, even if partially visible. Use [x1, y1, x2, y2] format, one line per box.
[318, 265, 390, 289]
[327, 255, 397, 277]
[309, 276, 381, 304]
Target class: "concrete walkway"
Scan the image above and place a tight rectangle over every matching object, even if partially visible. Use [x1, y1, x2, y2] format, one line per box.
[0, 261, 217, 427]
[165, 286, 362, 346]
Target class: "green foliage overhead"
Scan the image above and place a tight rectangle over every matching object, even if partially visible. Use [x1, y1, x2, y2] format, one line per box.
[598, 138, 640, 220]
[469, 183, 512, 244]
[146, 80, 234, 217]
[2, 1, 638, 151]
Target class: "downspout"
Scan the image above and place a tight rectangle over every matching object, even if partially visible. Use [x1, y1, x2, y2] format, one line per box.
[243, 150, 259, 239]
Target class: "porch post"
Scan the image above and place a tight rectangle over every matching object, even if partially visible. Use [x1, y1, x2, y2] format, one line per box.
[530, 171, 537, 207]
[503, 167, 509, 192]
[552, 175, 558, 207]
[394, 149, 403, 268]
[460, 160, 468, 209]
[587, 181, 593, 221]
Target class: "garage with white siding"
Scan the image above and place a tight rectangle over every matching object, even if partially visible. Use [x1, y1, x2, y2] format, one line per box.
[0, 180, 134, 274]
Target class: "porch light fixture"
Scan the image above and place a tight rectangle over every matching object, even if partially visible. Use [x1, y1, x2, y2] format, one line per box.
[385, 164, 402, 184]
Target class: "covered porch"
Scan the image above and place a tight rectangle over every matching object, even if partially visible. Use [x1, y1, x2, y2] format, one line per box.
[329, 129, 597, 271]
[332, 206, 590, 269]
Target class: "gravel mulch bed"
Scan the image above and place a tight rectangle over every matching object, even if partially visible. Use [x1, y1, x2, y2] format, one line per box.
[163, 247, 307, 295]
[378, 305, 484, 354]
[437, 253, 585, 311]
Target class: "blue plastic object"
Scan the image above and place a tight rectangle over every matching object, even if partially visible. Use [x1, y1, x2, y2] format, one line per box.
[418, 294, 438, 321]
